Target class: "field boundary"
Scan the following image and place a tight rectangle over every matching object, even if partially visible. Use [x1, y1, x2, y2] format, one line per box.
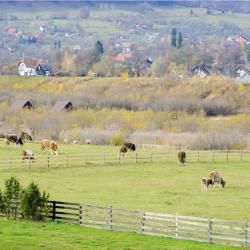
[0, 150, 250, 169]
[1, 200, 249, 248]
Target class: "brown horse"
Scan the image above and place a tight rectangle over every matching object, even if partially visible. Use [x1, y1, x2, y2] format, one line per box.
[41, 140, 58, 155]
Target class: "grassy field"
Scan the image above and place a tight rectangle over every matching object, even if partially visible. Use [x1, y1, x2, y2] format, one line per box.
[0, 219, 245, 250]
[0, 141, 249, 221]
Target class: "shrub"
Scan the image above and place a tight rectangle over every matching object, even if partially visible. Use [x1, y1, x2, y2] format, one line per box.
[20, 182, 49, 221]
[111, 134, 124, 146]
[3, 176, 21, 219]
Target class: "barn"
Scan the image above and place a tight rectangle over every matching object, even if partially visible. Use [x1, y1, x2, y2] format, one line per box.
[10, 100, 34, 110]
[53, 101, 74, 111]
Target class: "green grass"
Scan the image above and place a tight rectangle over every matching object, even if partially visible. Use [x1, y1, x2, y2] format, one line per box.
[0, 219, 244, 250]
[0, 141, 249, 221]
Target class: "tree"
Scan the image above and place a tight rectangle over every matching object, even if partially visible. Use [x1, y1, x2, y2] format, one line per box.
[79, 8, 90, 19]
[20, 181, 49, 221]
[247, 49, 250, 62]
[177, 32, 183, 48]
[95, 41, 104, 55]
[206, 8, 212, 15]
[189, 9, 194, 16]
[171, 28, 177, 48]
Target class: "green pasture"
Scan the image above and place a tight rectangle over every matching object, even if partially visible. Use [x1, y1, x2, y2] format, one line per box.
[0, 141, 250, 221]
[0, 219, 242, 250]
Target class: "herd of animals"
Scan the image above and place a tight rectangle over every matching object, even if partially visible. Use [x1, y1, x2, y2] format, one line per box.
[1, 133, 226, 192]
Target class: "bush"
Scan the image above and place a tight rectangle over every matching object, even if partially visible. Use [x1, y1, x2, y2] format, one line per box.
[20, 182, 49, 221]
[111, 134, 124, 146]
[3, 177, 21, 219]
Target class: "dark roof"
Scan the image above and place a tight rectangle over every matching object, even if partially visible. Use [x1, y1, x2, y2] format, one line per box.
[37, 64, 52, 71]
[236, 65, 250, 74]
[10, 100, 34, 110]
[53, 101, 73, 111]
[191, 65, 210, 75]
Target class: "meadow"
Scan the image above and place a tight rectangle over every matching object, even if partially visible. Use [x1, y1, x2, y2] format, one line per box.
[0, 141, 249, 221]
[0, 219, 243, 250]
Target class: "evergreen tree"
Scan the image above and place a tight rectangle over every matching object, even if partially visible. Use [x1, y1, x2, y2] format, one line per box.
[171, 28, 177, 47]
[177, 32, 183, 48]
[247, 49, 250, 62]
[95, 41, 104, 55]
[189, 9, 194, 16]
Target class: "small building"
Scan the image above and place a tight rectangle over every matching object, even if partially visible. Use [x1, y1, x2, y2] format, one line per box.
[226, 35, 248, 44]
[18, 57, 42, 76]
[53, 101, 74, 111]
[10, 100, 34, 110]
[36, 64, 52, 76]
[110, 52, 133, 63]
[236, 65, 250, 81]
[191, 65, 210, 78]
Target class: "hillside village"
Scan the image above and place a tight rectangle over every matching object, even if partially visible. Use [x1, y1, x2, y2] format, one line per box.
[0, 2, 250, 80]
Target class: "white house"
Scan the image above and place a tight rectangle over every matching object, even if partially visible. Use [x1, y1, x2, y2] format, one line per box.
[236, 65, 250, 82]
[18, 62, 37, 76]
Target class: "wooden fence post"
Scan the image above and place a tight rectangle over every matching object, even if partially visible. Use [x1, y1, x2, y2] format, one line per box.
[244, 222, 248, 248]
[208, 218, 213, 243]
[197, 151, 200, 161]
[226, 150, 229, 162]
[140, 211, 145, 234]
[135, 153, 138, 163]
[150, 153, 153, 162]
[28, 160, 31, 170]
[85, 153, 88, 165]
[52, 201, 56, 221]
[241, 151, 243, 161]
[212, 151, 215, 162]
[66, 153, 69, 167]
[47, 154, 50, 168]
[79, 204, 83, 225]
[175, 213, 178, 238]
[118, 153, 121, 164]
[108, 206, 112, 230]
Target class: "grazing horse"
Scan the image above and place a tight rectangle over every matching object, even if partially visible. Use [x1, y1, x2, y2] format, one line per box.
[201, 177, 214, 191]
[20, 131, 33, 141]
[41, 140, 58, 155]
[119, 145, 128, 157]
[209, 171, 226, 188]
[178, 151, 186, 164]
[5, 134, 23, 146]
[22, 150, 35, 162]
[124, 142, 136, 151]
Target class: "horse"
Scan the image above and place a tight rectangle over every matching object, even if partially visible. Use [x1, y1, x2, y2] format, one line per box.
[5, 134, 23, 146]
[210, 171, 226, 188]
[22, 150, 35, 162]
[41, 140, 58, 155]
[178, 151, 186, 164]
[123, 142, 136, 151]
[119, 145, 128, 157]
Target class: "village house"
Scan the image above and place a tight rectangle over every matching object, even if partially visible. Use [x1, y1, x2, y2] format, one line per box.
[191, 64, 210, 78]
[110, 52, 133, 63]
[226, 35, 248, 44]
[236, 65, 250, 81]
[53, 101, 74, 111]
[10, 100, 34, 110]
[36, 64, 52, 76]
[18, 57, 42, 76]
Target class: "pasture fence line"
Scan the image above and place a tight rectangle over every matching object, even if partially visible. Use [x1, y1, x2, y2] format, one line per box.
[1, 200, 249, 248]
[1, 150, 250, 169]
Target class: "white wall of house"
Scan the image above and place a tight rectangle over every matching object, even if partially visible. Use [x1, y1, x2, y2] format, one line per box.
[18, 63, 37, 76]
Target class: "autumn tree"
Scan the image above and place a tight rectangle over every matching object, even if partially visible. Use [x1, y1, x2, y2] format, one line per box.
[171, 28, 177, 48]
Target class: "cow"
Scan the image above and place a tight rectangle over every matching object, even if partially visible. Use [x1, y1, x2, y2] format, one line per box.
[22, 150, 35, 162]
[5, 134, 23, 146]
[119, 144, 128, 157]
[178, 151, 186, 164]
[72, 139, 79, 144]
[20, 131, 33, 141]
[209, 171, 226, 188]
[85, 139, 92, 144]
[201, 177, 214, 191]
[41, 140, 58, 155]
[123, 142, 136, 151]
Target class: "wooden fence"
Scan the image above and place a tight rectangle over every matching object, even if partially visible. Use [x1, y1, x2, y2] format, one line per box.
[0, 150, 250, 169]
[48, 201, 250, 248]
[1, 200, 248, 248]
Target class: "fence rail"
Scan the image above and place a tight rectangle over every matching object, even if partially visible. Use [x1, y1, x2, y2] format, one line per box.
[0, 150, 250, 169]
[1, 200, 249, 248]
